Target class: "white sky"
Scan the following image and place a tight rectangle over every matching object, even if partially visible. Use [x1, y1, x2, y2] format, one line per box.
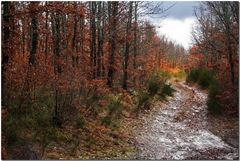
[147, 2, 198, 50]
[156, 17, 196, 50]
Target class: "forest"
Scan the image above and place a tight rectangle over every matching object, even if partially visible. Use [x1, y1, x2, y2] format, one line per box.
[1, 1, 239, 160]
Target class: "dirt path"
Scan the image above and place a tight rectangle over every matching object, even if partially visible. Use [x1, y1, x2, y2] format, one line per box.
[134, 82, 239, 160]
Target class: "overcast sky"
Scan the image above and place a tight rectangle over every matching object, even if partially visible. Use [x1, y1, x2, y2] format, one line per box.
[148, 1, 199, 50]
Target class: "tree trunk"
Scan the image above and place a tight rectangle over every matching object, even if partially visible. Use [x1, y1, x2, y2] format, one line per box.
[44, 7, 48, 63]
[52, 12, 62, 126]
[72, 15, 78, 67]
[107, 2, 118, 87]
[29, 2, 39, 66]
[97, 1, 102, 77]
[226, 24, 235, 85]
[79, 3, 85, 73]
[90, 2, 97, 79]
[122, 2, 133, 90]
[101, 2, 106, 77]
[62, 13, 68, 63]
[133, 2, 138, 78]
[2, 2, 12, 107]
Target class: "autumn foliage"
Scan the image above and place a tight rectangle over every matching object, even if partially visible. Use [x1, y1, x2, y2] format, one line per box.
[1, 2, 188, 159]
[190, 1, 239, 115]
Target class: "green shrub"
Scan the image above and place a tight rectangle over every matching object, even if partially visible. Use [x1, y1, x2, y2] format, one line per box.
[148, 76, 160, 95]
[107, 94, 123, 117]
[207, 81, 222, 115]
[85, 91, 101, 108]
[5, 124, 18, 146]
[161, 84, 175, 97]
[186, 68, 201, 83]
[3, 101, 53, 147]
[43, 127, 72, 143]
[75, 114, 85, 129]
[138, 73, 176, 110]
[137, 90, 151, 109]
[198, 69, 214, 88]
[187, 68, 215, 88]
[159, 71, 171, 80]
[147, 74, 164, 96]
[101, 116, 112, 126]
[30, 103, 52, 129]
[101, 94, 123, 127]
[187, 68, 222, 115]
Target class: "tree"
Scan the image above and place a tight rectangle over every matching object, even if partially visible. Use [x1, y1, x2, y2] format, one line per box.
[2, 2, 13, 107]
[206, 2, 238, 85]
[107, 2, 118, 87]
[51, 11, 62, 126]
[44, 2, 49, 63]
[122, 2, 133, 90]
[90, 2, 97, 79]
[133, 2, 138, 72]
[193, 2, 239, 85]
[29, 2, 39, 66]
[97, 1, 104, 77]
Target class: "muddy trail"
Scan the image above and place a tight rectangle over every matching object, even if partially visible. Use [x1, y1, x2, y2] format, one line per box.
[134, 82, 239, 160]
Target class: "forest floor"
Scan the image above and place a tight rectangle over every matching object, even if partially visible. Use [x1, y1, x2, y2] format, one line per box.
[133, 81, 239, 160]
[43, 80, 239, 159]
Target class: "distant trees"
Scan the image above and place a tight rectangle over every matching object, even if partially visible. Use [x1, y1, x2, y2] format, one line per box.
[193, 1, 239, 85]
[191, 1, 239, 113]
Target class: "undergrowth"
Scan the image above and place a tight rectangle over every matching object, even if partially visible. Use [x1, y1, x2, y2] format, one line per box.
[187, 68, 222, 115]
[136, 72, 175, 112]
[3, 71, 176, 159]
[186, 68, 214, 88]
[207, 82, 222, 115]
[101, 94, 123, 128]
